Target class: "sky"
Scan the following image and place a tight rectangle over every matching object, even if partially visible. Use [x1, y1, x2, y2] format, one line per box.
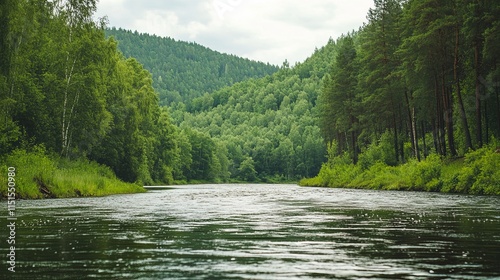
[94, 0, 374, 66]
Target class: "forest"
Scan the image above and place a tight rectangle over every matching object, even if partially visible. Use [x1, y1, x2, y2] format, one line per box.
[1, 0, 500, 198]
[0, 0, 239, 198]
[302, 0, 500, 194]
[104, 28, 279, 106]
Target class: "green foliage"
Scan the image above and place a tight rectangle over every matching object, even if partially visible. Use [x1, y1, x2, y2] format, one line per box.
[170, 45, 330, 182]
[303, 143, 500, 195]
[442, 143, 500, 195]
[51, 158, 144, 197]
[349, 162, 401, 190]
[238, 157, 257, 182]
[0, 0, 236, 191]
[358, 131, 398, 169]
[2, 0, 500, 194]
[106, 28, 279, 106]
[403, 154, 443, 192]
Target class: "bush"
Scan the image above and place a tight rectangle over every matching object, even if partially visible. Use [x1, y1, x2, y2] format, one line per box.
[468, 150, 500, 195]
[357, 131, 398, 170]
[350, 162, 402, 190]
[408, 154, 442, 191]
[442, 143, 500, 195]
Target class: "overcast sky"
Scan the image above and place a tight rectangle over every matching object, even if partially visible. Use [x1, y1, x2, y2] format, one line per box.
[94, 0, 374, 66]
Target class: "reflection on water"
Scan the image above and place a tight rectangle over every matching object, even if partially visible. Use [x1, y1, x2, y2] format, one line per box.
[2, 184, 500, 279]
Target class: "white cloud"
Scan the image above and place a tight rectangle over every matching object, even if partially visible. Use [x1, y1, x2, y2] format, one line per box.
[95, 0, 374, 65]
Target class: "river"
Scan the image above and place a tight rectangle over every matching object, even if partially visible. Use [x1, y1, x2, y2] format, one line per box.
[3, 184, 500, 279]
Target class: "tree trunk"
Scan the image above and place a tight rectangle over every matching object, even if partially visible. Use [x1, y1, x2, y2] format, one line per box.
[475, 43, 483, 147]
[405, 89, 419, 160]
[432, 119, 439, 155]
[445, 86, 457, 156]
[497, 85, 500, 137]
[351, 129, 358, 164]
[484, 99, 489, 143]
[435, 74, 446, 156]
[421, 121, 427, 159]
[442, 66, 457, 157]
[454, 26, 473, 151]
[393, 112, 399, 164]
[61, 57, 77, 157]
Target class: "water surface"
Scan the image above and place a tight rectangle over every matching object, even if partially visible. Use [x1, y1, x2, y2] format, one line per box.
[3, 184, 500, 279]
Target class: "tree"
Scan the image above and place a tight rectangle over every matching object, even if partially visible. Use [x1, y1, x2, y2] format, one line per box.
[319, 33, 360, 163]
[358, 0, 407, 162]
[238, 156, 257, 182]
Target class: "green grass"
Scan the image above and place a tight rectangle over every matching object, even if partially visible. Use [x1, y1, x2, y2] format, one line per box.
[300, 142, 500, 196]
[0, 146, 145, 199]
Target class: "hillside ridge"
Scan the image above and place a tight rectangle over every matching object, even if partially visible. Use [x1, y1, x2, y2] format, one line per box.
[105, 27, 280, 106]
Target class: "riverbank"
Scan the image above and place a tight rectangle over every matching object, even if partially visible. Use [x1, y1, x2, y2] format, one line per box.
[0, 147, 145, 199]
[300, 143, 500, 195]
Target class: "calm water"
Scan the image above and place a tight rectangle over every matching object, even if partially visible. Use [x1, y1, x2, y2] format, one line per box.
[2, 184, 500, 279]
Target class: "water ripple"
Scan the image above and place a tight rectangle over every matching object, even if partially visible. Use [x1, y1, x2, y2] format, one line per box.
[5, 184, 500, 279]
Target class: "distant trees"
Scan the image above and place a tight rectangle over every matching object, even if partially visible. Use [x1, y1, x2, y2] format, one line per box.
[174, 44, 336, 181]
[105, 28, 279, 107]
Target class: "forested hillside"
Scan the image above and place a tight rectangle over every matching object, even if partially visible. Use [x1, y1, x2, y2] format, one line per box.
[169, 43, 338, 181]
[171, 0, 500, 191]
[105, 28, 279, 106]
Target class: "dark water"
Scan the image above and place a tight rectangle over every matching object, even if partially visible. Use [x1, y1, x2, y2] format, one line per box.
[2, 184, 500, 279]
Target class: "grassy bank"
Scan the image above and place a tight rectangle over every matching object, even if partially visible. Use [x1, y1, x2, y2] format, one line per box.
[0, 146, 145, 199]
[300, 142, 500, 195]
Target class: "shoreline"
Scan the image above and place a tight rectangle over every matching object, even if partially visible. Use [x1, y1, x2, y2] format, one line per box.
[299, 144, 500, 196]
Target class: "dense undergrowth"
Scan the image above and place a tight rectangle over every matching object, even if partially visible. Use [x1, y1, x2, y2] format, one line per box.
[300, 140, 500, 195]
[0, 146, 145, 199]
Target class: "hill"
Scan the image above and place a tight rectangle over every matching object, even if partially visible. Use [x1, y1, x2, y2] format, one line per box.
[169, 39, 340, 181]
[105, 28, 279, 106]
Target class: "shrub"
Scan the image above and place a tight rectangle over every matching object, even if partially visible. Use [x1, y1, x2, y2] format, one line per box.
[469, 152, 500, 195]
[410, 154, 442, 191]
[442, 143, 500, 195]
[357, 131, 398, 170]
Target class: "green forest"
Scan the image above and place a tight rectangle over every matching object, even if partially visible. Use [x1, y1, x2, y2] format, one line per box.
[104, 28, 279, 106]
[1, 0, 500, 198]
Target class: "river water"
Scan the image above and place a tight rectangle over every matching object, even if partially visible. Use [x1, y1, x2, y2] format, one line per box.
[2, 184, 500, 279]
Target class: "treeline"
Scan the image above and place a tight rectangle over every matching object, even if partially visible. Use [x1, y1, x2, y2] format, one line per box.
[0, 0, 233, 191]
[319, 0, 500, 164]
[105, 28, 279, 106]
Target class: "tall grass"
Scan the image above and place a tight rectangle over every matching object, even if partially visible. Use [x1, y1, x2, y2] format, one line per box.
[0, 146, 145, 199]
